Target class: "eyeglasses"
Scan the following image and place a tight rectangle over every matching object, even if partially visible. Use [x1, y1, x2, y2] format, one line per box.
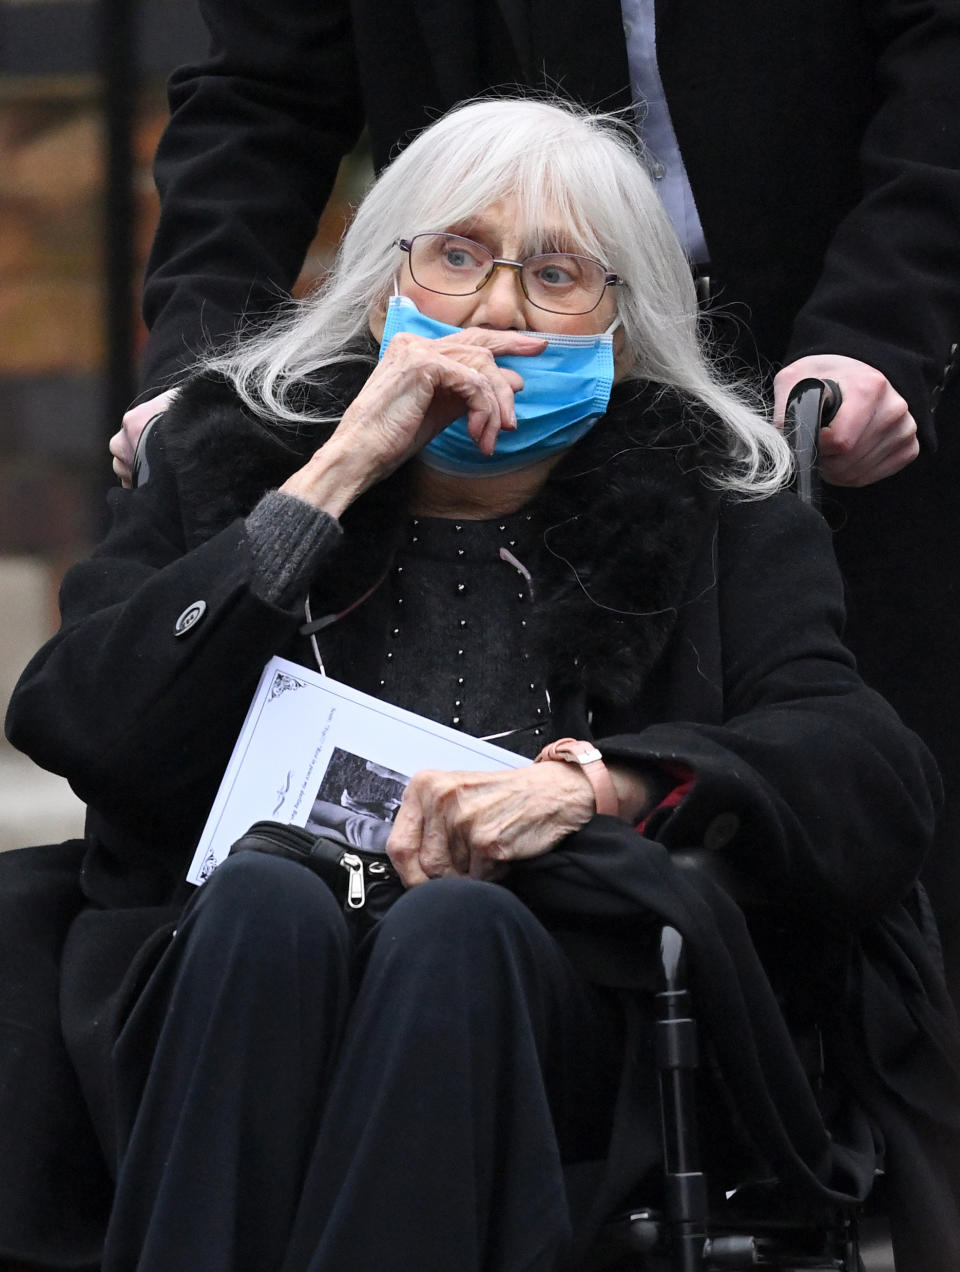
[396, 233, 624, 315]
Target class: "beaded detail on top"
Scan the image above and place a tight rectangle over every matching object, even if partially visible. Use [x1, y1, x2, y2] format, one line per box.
[312, 510, 553, 760]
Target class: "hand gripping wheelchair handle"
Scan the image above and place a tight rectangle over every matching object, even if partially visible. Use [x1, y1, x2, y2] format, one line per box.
[785, 377, 843, 507]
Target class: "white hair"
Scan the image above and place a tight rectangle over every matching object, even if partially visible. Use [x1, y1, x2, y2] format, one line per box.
[206, 97, 792, 496]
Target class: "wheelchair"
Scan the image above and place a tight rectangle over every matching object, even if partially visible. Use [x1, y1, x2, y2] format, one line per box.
[584, 915, 893, 1272]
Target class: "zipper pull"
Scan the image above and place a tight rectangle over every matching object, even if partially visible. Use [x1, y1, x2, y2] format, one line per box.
[341, 852, 366, 908]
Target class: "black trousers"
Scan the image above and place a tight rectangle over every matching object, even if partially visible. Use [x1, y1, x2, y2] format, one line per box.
[99, 854, 638, 1272]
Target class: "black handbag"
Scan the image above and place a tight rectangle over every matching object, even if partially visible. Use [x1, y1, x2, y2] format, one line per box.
[228, 819, 404, 938]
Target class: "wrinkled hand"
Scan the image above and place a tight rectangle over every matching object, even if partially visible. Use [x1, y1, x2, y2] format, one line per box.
[386, 762, 596, 887]
[110, 387, 181, 487]
[773, 355, 918, 487]
[281, 327, 546, 516]
[349, 327, 546, 466]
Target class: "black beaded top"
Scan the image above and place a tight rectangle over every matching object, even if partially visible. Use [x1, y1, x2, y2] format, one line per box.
[320, 511, 553, 760]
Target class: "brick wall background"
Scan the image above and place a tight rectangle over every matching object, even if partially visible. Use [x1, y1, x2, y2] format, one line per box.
[0, 0, 370, 847]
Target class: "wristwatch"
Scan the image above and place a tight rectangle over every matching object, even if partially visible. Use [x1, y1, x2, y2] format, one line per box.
[534, 737, 619, 817]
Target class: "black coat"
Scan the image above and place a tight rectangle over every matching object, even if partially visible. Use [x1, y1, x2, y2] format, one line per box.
[5, 372, 939, 916]
[4, 370, 959, 1266]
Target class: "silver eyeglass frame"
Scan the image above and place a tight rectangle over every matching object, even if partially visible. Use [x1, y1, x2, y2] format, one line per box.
[395, 234, 624, 315]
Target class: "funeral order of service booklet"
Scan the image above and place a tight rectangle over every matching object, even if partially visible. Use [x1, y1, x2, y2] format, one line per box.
[187, 656, 527, 885]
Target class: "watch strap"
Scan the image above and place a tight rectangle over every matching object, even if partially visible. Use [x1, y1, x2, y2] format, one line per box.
[534, 737, 619, 817]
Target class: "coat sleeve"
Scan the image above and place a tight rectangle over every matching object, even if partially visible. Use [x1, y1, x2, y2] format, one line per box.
[4, 419, 324, 846]
[783, 0, 960, 440]
[599, 494, 942, 925]
[139, 0, 364, 391]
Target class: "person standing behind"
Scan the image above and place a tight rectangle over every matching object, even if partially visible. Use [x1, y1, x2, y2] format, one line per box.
[112, 0, 960, 984]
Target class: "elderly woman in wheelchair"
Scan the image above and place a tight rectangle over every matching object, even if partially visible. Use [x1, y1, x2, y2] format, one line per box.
[4, 98, 959, 1272]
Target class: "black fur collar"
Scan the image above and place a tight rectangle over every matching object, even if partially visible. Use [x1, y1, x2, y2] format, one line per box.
[161, 366, 725, 702]
[529, 383, 723, 700]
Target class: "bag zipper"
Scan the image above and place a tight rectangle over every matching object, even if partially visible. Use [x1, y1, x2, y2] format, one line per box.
[339, 852, 398, 909]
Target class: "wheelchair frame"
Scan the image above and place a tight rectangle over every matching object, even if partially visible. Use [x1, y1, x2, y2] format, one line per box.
[587, 920, 877, 1272]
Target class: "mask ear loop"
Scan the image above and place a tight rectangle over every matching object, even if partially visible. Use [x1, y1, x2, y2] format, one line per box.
[524, 314, 623, 345]
[378, 282, 410, 357]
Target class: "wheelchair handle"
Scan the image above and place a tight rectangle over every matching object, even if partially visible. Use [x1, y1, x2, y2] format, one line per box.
[784, 377, 843, 506]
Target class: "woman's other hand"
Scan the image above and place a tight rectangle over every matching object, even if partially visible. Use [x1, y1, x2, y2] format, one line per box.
[387, 763, 595, 885]
[386, 759, 651, 886]
[280, 328, 546, 517]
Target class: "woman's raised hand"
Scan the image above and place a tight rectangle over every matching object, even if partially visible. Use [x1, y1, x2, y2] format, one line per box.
[280, 328, 546, 517]
[385, 762, 598, 886]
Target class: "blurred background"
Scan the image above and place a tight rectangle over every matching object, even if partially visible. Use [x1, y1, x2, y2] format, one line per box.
[0, 0, 371, 850]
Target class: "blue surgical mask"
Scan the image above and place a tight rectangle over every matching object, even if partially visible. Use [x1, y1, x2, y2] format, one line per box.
[378, 294, 618, 476]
